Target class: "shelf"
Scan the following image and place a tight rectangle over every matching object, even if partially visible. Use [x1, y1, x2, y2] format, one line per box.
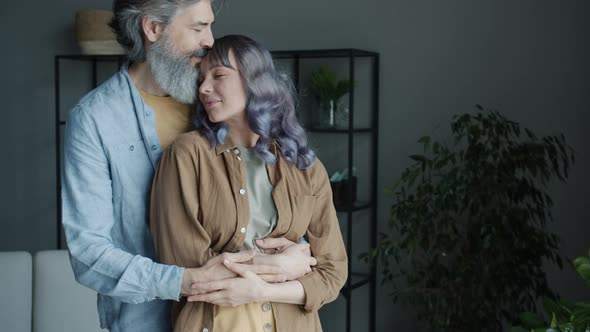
[271, 48, 378, 59]
[56, 48, 378, 62]
[335, 201, 372, 213]
[308, 127, 374, 133]
[56, 54, 125, 62]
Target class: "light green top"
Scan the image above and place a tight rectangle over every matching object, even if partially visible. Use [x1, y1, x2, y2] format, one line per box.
[238, 146, 278, 251]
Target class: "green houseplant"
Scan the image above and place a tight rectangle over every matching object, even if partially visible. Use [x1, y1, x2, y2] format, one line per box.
[308, 66, 351, 128]
[512, 249, 590, 332]
[365, 106, 575, 331]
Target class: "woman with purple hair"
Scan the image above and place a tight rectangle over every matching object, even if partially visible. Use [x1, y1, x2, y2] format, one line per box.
[150, 35, 347, 332]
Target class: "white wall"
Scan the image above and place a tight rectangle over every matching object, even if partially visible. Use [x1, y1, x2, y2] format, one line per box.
[1, 1, 589, 330]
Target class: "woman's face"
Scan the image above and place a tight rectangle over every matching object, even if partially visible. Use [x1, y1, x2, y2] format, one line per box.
[198, 49, 248, 125]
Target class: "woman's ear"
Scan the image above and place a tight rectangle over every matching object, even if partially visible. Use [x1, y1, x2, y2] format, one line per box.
[141, 16, 164, 43]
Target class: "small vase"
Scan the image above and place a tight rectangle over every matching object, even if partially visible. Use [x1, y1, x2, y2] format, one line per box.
[313, 99, 336, 128]
[334, 100, 349, 129]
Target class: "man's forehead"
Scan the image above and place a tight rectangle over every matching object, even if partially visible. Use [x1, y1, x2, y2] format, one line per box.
[174, 1, 215, 24]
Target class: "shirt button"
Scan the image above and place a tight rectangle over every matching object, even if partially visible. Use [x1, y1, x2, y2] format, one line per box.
[239, 188, 246, 195]
[129, 145, 134, 151]
[145, 111, 151, 117]
[240, 227, 246, 234]
[262, 302, 271, 312]
[264, 322, 272, 331]
[233, 148, 240, 155]
[151, 145, 158, 151]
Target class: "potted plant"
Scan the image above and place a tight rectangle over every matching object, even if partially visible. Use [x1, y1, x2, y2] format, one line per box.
[308, 66, 351, 128]
[512, 249, 590, 332]
[364, 106, 575, 331]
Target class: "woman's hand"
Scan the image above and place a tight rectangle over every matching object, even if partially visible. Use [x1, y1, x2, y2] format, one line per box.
[181, 250, 286, 297]
[187, 259, 270, 306]
[254, 238, 318, 280]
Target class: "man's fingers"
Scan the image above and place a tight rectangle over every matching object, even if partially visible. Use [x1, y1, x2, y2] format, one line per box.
[190, 280, 226, 294]
[223, 250, 256, 263]
[187, 290, 225, 303]
[224, 260, 257, 279]
[256, 237, 293, 250]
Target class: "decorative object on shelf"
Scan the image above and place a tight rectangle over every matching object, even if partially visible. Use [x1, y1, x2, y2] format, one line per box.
[363, 106, 575, 332]
[309, 66, 351, 128]
[75, 10, 125, 55]
[512, 249, 590, 332]
[330, 167, 357, 207]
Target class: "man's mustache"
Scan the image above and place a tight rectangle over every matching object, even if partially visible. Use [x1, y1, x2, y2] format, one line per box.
[191, 48, 208, 58]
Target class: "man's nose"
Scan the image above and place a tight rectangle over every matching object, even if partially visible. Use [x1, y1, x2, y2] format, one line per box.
[200, 26, 214, 49]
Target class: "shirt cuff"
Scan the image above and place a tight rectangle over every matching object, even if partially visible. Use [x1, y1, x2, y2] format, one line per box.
[297, 270, 326, 313]
[150, 262, 185, 301]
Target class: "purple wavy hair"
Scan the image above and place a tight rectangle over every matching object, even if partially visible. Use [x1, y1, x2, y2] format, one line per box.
[193, 35, 316, 169]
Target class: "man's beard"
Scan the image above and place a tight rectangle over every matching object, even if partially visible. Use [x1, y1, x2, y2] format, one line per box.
[147, 32, 207, 104]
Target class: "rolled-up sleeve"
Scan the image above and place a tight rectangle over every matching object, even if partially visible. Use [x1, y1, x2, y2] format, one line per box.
[296, 160, 348, 312]
[62, 105, 184, 303]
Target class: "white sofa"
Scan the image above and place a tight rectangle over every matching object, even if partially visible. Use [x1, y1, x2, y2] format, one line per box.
[0, 251, 32, 332]
[0, 250, 102, 332]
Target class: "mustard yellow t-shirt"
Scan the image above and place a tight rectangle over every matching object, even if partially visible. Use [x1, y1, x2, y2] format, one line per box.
[213, 146, 278, 332]
[138, 89, 192, 150]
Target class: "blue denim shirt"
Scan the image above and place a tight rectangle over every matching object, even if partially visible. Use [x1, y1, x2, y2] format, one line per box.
[62, 65, 184, 332]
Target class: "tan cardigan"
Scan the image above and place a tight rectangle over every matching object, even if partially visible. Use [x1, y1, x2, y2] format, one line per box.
[149, 131, 348, 332]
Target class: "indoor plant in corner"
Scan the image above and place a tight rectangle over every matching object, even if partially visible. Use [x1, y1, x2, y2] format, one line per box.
[365, 106, 575, 331]
[512, 249, 590, 332]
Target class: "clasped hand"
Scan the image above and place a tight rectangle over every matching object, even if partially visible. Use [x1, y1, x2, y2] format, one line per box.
[184, 237, 316, 306]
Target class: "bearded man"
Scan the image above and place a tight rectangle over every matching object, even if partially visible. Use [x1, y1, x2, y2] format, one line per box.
[61, 1, 297, 331]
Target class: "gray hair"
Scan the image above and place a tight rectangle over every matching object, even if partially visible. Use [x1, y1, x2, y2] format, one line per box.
[110, 0, 216, 62]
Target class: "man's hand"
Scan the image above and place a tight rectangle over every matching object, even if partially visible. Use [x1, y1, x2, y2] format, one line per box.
[254, 238, 318, 280]
[187, 259, 269, 306]
[180, 250, 286, 297]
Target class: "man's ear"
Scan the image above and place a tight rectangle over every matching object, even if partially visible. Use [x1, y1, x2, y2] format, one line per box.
[141, 16, 164, 43]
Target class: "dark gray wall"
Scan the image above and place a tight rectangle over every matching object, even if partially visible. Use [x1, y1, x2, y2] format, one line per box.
[1, 1, 589, 331]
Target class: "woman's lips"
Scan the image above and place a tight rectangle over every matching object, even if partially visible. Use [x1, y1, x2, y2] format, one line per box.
[205, 100, 221, 108]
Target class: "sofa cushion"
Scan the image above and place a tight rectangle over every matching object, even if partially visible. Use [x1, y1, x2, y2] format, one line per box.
[0, 251, 32, 332]
[33, 250, 102, 332]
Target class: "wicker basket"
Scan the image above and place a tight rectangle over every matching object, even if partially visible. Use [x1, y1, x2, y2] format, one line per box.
[75, 10, 125, 55]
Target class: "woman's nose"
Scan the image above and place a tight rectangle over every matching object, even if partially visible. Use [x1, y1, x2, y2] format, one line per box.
[199, 80, 211, 94]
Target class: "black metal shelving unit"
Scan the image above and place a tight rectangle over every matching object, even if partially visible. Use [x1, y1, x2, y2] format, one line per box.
[55, 48, 379, 332]
[286, 49, 379, 332]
